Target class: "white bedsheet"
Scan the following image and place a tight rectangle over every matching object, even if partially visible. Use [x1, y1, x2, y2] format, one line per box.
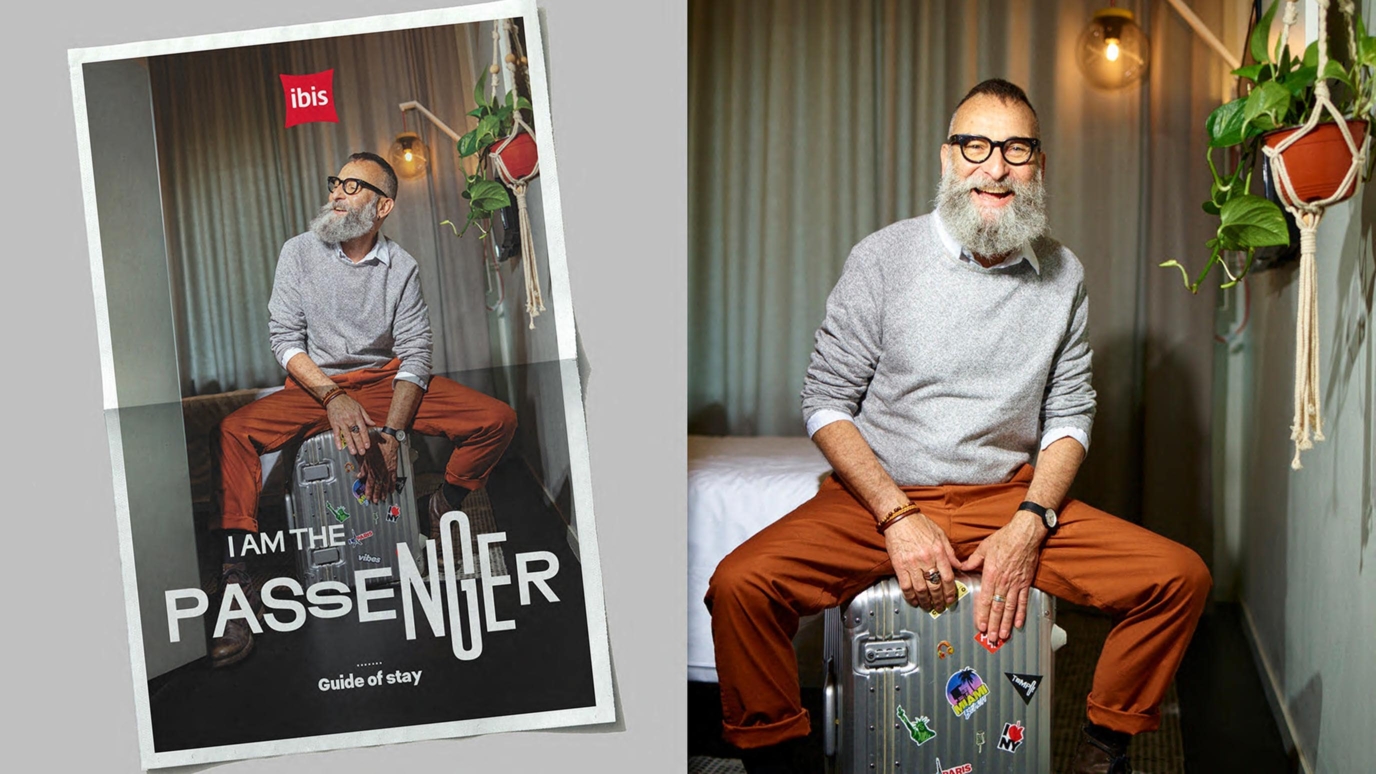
[686, 435, 832, 682]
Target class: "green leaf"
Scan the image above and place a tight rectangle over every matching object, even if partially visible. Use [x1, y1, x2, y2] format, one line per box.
[1243, 80, 1291, 132]
[1207, 98, 1248, 147]
[1202, 199, 1221, 216]
[468, 179, 510, 208]
[467, 106, 486, 118]
[1303, 40, 1319, 69]
[458, 129, 480, 158]
[1282, 64, 1318, 97]
[1252, 0, 1280, 65]
[1233, 63, 1266, 81]
[474, 71, 488, 109]
[515, 96, 532, 110]
[1217, 194, 1289, 250]
[1321, 59, 1352, 88]
[477, 113, 500, 139]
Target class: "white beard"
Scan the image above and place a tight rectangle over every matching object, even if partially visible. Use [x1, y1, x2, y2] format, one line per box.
[935, 166, 1048, 259]
[310, 197, 379, 243]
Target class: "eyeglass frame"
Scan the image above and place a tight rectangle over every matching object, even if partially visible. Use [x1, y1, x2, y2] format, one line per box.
[327, 176, 393, 198]
[945, 134, 1042, 166]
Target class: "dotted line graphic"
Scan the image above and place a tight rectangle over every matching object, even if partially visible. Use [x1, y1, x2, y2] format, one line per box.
[356, 661, 384, 668]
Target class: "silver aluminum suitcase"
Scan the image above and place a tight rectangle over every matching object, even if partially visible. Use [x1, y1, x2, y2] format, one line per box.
[823, 574, 1054, 774]
[284, 429, 422, 588]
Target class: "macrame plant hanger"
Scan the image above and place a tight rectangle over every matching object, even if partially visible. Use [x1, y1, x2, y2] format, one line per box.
[487, 18, 545, 329]
[1264, 0, 1370, 469]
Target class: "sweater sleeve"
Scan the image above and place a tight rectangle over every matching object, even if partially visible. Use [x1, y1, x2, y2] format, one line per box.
[267, 245, 307, 370]
[390, 263, 433, 388]
[1040, 279, 1096, 448]
[800, 243, 884, 429]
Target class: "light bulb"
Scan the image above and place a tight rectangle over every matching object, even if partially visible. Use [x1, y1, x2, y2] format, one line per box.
[404, 149, 414, 162]
[1076, 7, 1149, 89]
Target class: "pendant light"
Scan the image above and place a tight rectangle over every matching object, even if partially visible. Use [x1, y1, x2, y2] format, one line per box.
[1077, 5, 1150, 90]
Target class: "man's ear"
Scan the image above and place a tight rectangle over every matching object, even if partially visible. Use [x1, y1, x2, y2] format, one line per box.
[376, 195, 395, 220]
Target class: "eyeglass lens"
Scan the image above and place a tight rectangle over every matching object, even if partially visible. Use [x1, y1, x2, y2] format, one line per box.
[327, 176, 364, 195]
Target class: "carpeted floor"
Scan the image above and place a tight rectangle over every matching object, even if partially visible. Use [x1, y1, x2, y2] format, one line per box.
[688, 605, 1185, 774]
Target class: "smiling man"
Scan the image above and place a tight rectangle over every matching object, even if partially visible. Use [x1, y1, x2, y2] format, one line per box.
[208, 151, 517, 668]
[705, 80, 1211, 774]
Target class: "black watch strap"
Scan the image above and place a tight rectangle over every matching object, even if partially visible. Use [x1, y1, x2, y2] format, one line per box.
[1018, 500, 1057, 532]
[380, 426, 406, 441]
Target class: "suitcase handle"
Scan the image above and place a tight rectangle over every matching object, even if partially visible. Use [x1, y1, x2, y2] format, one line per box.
[822, 656, 837, 757]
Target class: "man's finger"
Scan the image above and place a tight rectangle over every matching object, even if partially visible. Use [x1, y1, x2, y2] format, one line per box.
[973, 583, 991, 633]
[935, 553, 958, 608]
[987, 590, 1008, 643]
[1011, 586, 1031, 636]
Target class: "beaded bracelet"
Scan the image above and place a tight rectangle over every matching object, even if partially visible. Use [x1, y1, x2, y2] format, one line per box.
[878, 510, 916, 535]
[877, 502, 922, 534]
[321, 386, 346, 408]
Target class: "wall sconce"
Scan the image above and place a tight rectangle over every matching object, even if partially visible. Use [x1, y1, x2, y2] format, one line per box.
[1077, 6, 1151, 89]
[391, 101, 463, 178]
[389, 131, 430, 179]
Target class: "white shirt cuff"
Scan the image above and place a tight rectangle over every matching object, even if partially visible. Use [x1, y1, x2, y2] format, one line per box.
[1041, 427, 1089, 454]
[806, 410, 855, 438]
[279, 347, 307, 370]
[394, 370, 429, 391]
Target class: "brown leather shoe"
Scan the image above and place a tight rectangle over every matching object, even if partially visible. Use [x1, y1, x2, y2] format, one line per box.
[1067, 725, 1132, 774]
[210, 565, 259, 668]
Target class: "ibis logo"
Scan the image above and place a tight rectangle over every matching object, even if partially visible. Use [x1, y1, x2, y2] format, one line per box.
[280, 69, 339, 127]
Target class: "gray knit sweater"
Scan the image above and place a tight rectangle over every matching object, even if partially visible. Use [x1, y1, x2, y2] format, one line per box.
[801, 214, 1095, 487]
[267, 232, 433, 385]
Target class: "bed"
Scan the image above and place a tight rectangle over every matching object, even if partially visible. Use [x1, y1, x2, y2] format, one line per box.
[686, 435, 833, 683]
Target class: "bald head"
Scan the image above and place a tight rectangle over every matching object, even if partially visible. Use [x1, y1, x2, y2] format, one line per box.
[947, 78, 1040, 138]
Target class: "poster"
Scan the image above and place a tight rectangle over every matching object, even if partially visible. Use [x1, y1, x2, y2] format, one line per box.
[69, 0, 613, 767]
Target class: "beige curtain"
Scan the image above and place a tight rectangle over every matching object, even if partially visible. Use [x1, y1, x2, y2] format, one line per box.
[689, 0, 1223, 529]
[151, 24, 489, 395]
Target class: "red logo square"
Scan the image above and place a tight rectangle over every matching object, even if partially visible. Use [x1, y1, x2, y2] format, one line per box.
[280, 69, 339, 128]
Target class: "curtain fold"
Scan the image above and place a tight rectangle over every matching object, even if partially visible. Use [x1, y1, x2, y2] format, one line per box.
[689, 0, 1220, 525]
[151, 24, 489, 395]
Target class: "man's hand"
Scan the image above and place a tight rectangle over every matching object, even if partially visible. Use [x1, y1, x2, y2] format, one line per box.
[883, 514, 962, 613]
[326, 394, 376, 456]
[357, 434, 399, 503]
[960, 511, 1046, 642]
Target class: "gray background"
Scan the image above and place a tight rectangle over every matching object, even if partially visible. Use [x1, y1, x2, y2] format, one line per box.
[4, 0, 686, 771]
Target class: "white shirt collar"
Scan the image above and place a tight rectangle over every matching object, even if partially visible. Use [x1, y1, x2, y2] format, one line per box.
[332, 234, 392, 266]
[932, 211, 1039, 274]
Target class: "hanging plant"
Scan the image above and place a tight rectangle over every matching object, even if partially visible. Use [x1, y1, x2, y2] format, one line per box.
[1160, 0, 1375, 293]
[455, 71, 534, 237]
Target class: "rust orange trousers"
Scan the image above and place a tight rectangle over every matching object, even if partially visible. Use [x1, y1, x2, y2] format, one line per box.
[213, 360, 517, 532]
[705, 464, 1211, 749]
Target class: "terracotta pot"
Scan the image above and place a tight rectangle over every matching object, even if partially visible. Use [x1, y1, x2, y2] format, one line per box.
[1262, 119, 1367, 205]
[492, 132, 538, 182]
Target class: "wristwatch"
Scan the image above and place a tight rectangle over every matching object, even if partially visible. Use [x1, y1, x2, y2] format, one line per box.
[1018, 500, 1058, 534]
[380, 426, 408, 443]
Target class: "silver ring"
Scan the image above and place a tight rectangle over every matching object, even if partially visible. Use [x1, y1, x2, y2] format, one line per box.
[925, 570, 941, 584]
[349, 425, 360, 432]
[992, 594, 1007, 604]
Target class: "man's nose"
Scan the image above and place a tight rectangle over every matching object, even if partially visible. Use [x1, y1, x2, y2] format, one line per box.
[980, 150, 1009, 180]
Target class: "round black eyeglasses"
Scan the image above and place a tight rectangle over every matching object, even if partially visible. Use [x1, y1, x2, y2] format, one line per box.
[947, 135, 1041, 166]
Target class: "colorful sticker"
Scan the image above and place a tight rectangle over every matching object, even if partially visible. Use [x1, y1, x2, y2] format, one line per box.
[929, 580, 970, 619]
[895, 706, 936, 746]
[997, 721, 1025, 753]
[975, 630, 1004, 654]
[936, 640, 954, 660]
[387, 504, 401, 523]
[355, 530, 374, 541]
[939, 763, 972, 774]
[975, 731, 986, 753]
[346, 535, 359, 547]
[327, 502, 350, 522]
[1004, 672, 1042, 705]
[344, 462, 354, 473]
[945, 667, 990, 720]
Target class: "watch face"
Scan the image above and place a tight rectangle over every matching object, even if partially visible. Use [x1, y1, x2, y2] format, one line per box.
[1046, 509, 1058, 528]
